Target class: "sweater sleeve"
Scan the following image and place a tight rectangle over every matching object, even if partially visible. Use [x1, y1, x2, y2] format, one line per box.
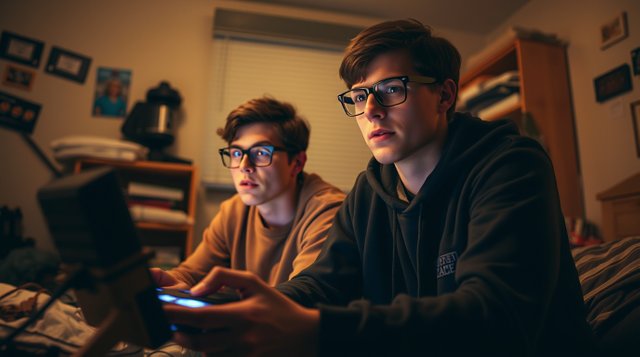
[168, 200, 233, 287]
[280, 147, 590, 356]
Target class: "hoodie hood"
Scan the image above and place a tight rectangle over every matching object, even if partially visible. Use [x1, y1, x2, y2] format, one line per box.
[365, 112, 520, 213]
[363, 113, 522, 297]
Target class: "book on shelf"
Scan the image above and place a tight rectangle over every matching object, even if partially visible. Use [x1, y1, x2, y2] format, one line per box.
[129, 205, 190, 225]
[128, 182, 184, 201]
[127, 197, 182, 210]
[477, 93, 521, 120]
[459, 71, 519, 107]
[464, 82, 520, 112]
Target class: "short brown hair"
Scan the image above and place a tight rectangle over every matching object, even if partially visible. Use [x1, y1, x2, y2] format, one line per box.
[217, 96, 310, 157]
[339, 18, 461, 118]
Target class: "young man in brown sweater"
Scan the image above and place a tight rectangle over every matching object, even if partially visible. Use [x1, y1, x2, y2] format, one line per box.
[152, 97, 345, 288]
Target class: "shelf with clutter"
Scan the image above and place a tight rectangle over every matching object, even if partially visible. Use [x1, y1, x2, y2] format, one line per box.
[458, 28, 583, 218]
[74, 158, 197, 268]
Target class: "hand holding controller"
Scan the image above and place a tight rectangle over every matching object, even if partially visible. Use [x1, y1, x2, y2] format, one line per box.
[157, 287, 241, 333]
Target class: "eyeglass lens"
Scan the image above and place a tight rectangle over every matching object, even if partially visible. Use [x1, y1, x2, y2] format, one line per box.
[342, 77, 407, 116]
[222, 145, 274, 168]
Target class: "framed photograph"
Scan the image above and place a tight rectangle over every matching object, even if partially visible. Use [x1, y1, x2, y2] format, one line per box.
[2, 64, 36, 91]
[632, 47, 640, 76]
[631, 100, 640, 157]
[0, 31, 44, 68]
[593, 64, 632, 103]
[92, 67, 132, 118]
[45, 46, 92, 84]
[600, 12, 628, 50]
[0, 90, 42, 134]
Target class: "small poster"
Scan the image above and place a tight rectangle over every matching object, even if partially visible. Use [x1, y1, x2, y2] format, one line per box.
[0, 90, 42, 134]
[92, 67, 131, 118]
[45, 47, 92, 83]
[0, 31, 44, 68]
[2, 64, 36, 91]
[593, 64, 632, 103]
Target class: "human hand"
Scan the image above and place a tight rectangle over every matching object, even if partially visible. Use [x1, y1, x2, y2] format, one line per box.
[163, 267, 319, 357]
[150, 268, 190, 290]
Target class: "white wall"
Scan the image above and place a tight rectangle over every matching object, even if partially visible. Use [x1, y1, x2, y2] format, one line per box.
[486, 0, 640, 228]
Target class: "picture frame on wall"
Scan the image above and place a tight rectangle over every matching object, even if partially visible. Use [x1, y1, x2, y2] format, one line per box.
[0, 31, 44, 68]
[0, 90, 42, 134]
[2, 64, 36, 91]
[631, 100, 640, 158]
[600, 12, 628, 50]
[632, 47, 640, 76]
[593, 64, 632, 103]
[92, 67, 132, 118]
[45, 46, 92, 84]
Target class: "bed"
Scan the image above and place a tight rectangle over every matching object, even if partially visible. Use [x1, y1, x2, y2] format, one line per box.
[571, 172, 640, 355]
[572, 236, 640, 354]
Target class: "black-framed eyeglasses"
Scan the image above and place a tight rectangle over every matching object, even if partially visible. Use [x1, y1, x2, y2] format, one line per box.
[337, 75, 438, 117]
[218, 144, 287, 168]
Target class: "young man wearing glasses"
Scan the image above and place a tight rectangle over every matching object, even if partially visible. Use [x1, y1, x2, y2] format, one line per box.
[152, 96, 345, 288]
[164, 19, 596, 356]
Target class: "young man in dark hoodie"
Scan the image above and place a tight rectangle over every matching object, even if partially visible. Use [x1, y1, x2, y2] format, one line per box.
[164, 19, 597, 356]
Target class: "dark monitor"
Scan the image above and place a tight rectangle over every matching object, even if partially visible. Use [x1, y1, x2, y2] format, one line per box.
[37, 167, 172, 354]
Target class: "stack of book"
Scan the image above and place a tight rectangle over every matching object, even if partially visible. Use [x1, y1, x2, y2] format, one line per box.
[458, 71, 520, 120]
[127, 182, 189, 225]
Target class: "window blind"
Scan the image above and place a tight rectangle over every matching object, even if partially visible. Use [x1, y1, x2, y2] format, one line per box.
[201, 37, 372, 191]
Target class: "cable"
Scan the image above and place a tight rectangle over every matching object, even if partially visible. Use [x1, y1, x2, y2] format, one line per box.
[20, 133, 63, 178]
[0, 266, 87, 352]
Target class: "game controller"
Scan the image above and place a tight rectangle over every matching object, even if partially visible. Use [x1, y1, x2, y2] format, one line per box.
[156, 287, 241, 307]
[157, 287, 241, 334]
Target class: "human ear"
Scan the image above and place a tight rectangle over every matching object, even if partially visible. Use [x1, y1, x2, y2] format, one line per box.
[438, 79, 457, 113]
[291, 152, 307, 176]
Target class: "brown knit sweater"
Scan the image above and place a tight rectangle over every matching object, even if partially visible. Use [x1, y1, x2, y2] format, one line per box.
[168, 172, 345, 286]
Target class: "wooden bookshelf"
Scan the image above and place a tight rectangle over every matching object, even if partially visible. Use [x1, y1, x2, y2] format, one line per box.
[460, 38, 584, 218]
[74, 158, 197, 263]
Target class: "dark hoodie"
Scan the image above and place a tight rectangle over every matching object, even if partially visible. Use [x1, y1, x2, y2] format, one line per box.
[278, 113, 597, 356]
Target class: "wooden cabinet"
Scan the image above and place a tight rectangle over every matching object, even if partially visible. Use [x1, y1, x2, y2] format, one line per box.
[460, 38, 583, 218]
[597, 172, 640, 242]
[74, 158, 197, 264]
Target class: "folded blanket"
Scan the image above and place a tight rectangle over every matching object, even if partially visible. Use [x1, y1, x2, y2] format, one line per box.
[51, 135, 148, 162]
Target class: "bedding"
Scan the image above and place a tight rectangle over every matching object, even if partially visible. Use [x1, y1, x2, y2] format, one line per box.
[572, 236, 640, 354]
